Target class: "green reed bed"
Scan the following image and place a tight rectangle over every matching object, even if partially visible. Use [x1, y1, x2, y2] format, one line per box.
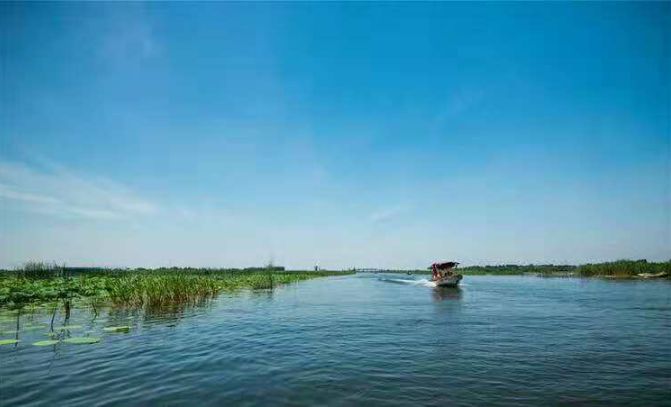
[0, 265, 350, 309]
[103, 273, 222, 308]
[576, 260, 671, 278]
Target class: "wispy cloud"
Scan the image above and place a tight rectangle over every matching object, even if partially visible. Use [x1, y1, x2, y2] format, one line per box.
[0, 160, 157, 220]
[369, 205, 405, 224]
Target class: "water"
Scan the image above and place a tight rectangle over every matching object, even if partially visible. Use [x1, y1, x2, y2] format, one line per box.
[1, 274, 670, 406]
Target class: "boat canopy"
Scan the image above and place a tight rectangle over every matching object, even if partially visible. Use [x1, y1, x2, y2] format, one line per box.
[432, 262, 459, 270]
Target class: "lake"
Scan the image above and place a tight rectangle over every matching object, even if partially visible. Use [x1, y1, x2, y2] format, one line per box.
[1, 274, 670, 406]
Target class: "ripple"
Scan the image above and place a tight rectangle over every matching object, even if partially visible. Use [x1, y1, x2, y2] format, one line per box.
[1, 276, 670, 406]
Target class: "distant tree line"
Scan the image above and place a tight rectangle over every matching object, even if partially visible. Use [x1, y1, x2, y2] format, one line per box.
[460, 259, 670, 277]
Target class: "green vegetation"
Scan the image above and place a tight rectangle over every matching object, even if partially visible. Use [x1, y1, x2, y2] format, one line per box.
[0, 263, 351, 309]
[576, 259, 670, 278]
[460, 264, 576, 276]
[103, 326, 131, 333]
[461, 260, 670, 278]
[33, 340, 59, 346]
[63, 337, 100, 345]
[1, 260, 667, 311]
[362, 260, 671, 278]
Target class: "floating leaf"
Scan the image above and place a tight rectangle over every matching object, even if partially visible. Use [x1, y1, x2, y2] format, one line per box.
[63, 337, 100, 345]
[0, 339, 19, 345]
[33, 340, 59, 346]
[103, 326, 130, 333]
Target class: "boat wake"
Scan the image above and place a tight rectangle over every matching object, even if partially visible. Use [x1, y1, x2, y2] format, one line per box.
[379, 277, 436, 288]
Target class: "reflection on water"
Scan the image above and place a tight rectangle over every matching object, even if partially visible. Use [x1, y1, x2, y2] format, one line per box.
[0, 294, 224, 353]
[2, 275, 670, 407]
[249, 289, 275, 300]
[432, 287, 463, 302]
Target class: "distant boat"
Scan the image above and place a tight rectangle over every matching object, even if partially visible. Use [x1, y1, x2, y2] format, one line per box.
[431, 261, 463, 287]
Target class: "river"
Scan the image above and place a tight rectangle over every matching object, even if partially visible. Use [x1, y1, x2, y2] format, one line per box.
[1, 274, 670, 406]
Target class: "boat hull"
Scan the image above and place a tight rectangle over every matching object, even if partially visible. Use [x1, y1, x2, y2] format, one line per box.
[434, 274, 463, 287]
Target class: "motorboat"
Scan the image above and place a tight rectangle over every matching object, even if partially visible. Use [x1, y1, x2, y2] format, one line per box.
[431, 261, 463, 287]
[434, 273, 463, 287]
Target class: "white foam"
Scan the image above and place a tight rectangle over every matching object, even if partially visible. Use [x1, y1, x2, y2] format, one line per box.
[380, 277, 436, 288]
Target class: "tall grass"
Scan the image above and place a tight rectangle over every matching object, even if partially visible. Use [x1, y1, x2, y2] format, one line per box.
[0, 266, 350, 309]
[14, 261, 67, 278]
[103, 273, 221, 308]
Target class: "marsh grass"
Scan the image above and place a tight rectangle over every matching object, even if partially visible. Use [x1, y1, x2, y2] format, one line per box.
[0, 266, 349, 309]
[576, 260, 670, 278]
[14, 262, 67, 279]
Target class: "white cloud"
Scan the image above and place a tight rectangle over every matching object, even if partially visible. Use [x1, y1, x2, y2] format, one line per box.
[0, 159, 157, 220]
[0, 184, 62, 205]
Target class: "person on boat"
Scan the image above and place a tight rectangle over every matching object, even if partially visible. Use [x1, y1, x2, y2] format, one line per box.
[432, 261, 459, 280]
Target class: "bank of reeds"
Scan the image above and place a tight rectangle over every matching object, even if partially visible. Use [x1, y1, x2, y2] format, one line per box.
[0, 266, 350, 309]
[576, 260, 670, 278]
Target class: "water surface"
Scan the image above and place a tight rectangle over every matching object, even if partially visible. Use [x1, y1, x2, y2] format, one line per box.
[1, 274, 670, 406]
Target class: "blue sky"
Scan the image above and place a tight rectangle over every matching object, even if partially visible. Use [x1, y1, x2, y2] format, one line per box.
[1, 2, 669, 269]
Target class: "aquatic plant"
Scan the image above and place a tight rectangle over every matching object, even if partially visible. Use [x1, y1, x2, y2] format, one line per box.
[0, 266, 351, 309]
[33, 340, 59, 346]
[63, 337, 100, 345]
[103, 326, 131, 333]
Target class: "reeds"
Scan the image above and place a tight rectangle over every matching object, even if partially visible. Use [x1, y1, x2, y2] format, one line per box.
[576, 259, 671, 278]
[0, 266, 350, 309]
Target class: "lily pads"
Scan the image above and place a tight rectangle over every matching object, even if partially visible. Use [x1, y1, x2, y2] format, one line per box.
[33, 340, 59, 346]
[63, 337, 100, 345]
[0, 339, 19, 346]
[103, 326, 131, 333]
